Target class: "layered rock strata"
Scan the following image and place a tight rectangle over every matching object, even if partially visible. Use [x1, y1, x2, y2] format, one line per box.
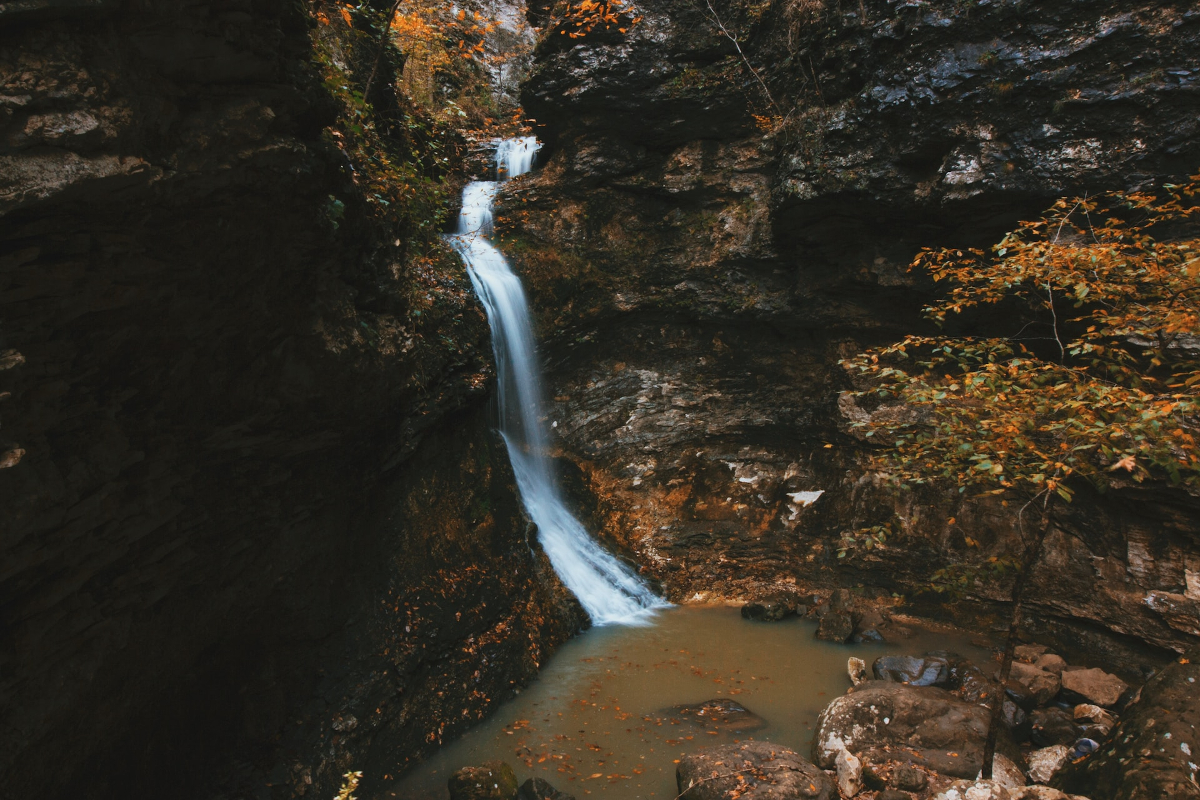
[499, 0, 1200, 654]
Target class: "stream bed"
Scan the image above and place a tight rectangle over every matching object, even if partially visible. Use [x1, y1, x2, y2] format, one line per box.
[388, 605, 991, 800]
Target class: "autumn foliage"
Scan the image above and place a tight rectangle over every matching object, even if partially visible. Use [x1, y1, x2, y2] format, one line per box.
[843, 174, 1200, 779]
[845, 175, 1200, 505]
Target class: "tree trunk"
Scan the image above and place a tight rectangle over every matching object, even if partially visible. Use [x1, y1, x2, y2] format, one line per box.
[979, 514, 1052, 779]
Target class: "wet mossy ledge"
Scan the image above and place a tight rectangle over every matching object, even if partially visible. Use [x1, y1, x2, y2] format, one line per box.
[0, 1, 579, 799]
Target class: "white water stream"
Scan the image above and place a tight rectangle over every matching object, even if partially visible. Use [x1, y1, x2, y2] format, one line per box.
[448, 137, 669, 626]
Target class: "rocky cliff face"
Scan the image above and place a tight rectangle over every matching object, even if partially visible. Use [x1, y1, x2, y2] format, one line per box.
[0, 3, 580, 799]
[500, 0, 1200, 655]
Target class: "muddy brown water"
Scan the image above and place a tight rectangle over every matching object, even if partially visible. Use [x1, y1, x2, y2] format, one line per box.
[387, 605, 992, 800]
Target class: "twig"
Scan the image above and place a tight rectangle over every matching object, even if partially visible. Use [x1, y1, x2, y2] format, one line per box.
[698, 0, 777, 111]
[364, 0, 404, 101]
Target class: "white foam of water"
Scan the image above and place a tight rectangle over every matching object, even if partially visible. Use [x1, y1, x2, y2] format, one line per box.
[447, 138, 668, 626]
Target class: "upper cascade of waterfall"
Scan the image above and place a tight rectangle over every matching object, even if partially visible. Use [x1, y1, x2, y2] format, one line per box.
[448, 137, 668, 626]
[495, 136, 540, 180]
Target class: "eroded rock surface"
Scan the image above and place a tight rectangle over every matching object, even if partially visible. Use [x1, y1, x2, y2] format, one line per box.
[503, 0, 1200, 660]
[677, 741, 834, 800]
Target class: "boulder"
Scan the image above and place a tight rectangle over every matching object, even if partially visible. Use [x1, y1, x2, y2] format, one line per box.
[1059, 668, 1128, 708]
[1030, 707, 1082, 748]
[1009, 662, 1062, 706]
[1035, 654, 1068, 676]
[813, 682, 1017, 779]
[676, 741, 834, 800]
[815, 610, 854, 643]
[742, 594, 796, 622]
[1055, 650, 1200, 800]
[665, 698, 767, 733]
[1027, 745, 1070, 784]
[873, 654, 951, 687]
[449, 762, 519, 800]
[878, 791, 910, 800]
[517, 778, 575, 800]
[847, 657, 867, 686]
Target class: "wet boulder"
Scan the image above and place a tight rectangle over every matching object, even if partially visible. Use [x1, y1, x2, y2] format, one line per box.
[813, 682, 1017, 779]
[742, 594, 797, 622]
[815, 610, 854, 643]
[1059, 668, 1128, 708]
[665, 698, 767, 733]
[676, 741, 834, 800]
[449, 762, 519, 800]
[873, 654, 951, 687]
[517, 777, 575, 800]
[1035, 654, 1068, 676]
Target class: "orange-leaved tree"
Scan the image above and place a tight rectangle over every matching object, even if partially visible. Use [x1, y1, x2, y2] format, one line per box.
[842, 174, 1200, 778]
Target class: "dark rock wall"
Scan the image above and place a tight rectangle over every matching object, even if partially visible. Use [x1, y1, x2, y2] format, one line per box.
[0, 3, 579, 799]
[501, 0, 1200, 652]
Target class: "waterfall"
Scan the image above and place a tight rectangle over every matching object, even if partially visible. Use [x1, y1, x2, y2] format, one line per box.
[448, 137, 668, 626]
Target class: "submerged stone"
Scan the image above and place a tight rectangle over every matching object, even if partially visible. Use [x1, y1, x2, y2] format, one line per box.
[665, 698, 767, 733]
[677, 741, 834, 800]
[517, 777, 575, 800]
[449, 761, 519, 800]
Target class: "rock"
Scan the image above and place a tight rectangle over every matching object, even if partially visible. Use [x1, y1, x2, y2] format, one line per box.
[1012, 788, 1090, 800]
[835, 746, 863, 797]
[848, 657, 867, 686]
[815, 609, 854, 643]
[1004, 699, 1032, 743]
[873, 655, 951, 687]
[852, 608, 887, 643]
[676, 741, 834, 800]
[665, 698, 767, 733]
[1056, 651, 1200, 800]
[1010, 662, 1062, 706]
[449, 762, 519, 800]
[814, 682, 1017, 779]
[1016, 645, 1050, 663]
[1035, 655, 1068, 676]
[933, 779, 1013, 800]
[1004, 676, 1040, 712]
[742, 594, 796, 622]
[878, 791, 910, 800]
[891, 764, 929, 792]
[989, 753, 1028, 789]
[1071, 705, 1116, 740]
[1070, 705, 1115, 726]
[1059, 668, 1128, 708]
[517, 778, 575, 800]
[1027, 745, 1070, 784]
[1030, 707, 1082, 747]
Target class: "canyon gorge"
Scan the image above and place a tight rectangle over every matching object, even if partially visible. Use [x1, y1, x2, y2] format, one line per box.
[1, 0, 1198, 799]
